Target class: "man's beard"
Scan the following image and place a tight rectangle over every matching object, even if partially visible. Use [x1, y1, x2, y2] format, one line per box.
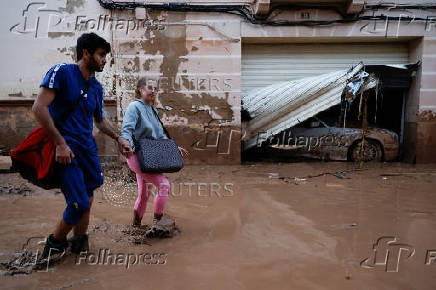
[88, 56, 102, 72]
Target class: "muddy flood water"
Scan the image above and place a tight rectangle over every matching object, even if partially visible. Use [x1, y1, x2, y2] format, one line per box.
[1, 162, 436, 289]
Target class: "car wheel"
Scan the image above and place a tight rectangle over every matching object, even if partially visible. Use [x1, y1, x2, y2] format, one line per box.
[350, 139, 383, 162]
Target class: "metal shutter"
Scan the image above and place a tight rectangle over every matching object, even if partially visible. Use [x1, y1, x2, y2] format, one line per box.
[242, 42, 409, 95]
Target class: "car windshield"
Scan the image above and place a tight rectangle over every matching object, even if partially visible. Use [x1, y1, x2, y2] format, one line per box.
[295, 117, 334, 128]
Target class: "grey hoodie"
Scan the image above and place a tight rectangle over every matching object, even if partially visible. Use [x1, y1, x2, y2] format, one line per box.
[120, 99, 168, 152]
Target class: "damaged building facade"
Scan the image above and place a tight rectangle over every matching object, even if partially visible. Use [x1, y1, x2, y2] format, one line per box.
[1, 0, 436, 163]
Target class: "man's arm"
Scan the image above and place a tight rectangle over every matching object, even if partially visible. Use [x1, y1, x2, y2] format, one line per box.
[32, 87, 75, 164]
[94, 117, 132, 157]
[94, 117, 119, 140]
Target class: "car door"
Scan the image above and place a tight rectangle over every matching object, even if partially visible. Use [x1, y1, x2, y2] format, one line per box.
[289, 117, 331, 159]
[323, 127, 360, 160]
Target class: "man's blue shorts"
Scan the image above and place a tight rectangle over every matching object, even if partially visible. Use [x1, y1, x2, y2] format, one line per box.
[57, 145, 103, 226]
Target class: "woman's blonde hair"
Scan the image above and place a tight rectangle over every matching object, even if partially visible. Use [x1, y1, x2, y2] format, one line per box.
[134, 77, 159, 106]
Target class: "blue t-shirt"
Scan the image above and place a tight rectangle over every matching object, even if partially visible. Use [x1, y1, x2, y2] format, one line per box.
[40, 63, 104, 153]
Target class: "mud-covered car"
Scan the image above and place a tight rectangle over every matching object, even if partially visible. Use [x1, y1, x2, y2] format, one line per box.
[264, 117, 399, 162]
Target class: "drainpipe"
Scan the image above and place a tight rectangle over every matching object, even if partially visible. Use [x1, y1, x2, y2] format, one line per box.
[254, 0, 270, 17]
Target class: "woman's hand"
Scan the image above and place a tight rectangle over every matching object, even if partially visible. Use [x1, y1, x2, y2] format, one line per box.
[118, 137, 133, 158]
[178, 146, 189, 158]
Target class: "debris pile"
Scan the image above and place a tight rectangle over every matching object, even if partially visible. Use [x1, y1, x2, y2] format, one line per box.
[0, 237, 65, 276]
[91, 215, 180, 245]
[99, 163, 138, 207]
[242, 63, 369, 149]
[144, 216, 178, 239]
[102, 163, 136, 183]
[277, 168, 367, 184]
[0, 183, 33, 196]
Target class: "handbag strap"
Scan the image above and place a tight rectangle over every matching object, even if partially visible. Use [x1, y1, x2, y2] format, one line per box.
[150, 106, 172, 140]
[54, 80, 90, 129]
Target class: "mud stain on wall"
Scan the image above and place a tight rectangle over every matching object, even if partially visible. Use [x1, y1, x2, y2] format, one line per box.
[417, 110, 436, 163]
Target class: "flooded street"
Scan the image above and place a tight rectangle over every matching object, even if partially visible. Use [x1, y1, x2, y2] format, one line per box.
[1, 162, 436, 289]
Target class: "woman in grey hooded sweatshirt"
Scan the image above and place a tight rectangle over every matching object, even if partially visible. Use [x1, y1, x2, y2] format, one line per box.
[119, 77, 188, 236]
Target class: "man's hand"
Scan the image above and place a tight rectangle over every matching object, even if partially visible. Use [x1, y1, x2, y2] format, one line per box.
[118, 137, 133, 158]
[56, 143, 75, 164]
[178, 146, 189, 158]
[94, 118, 133, 158]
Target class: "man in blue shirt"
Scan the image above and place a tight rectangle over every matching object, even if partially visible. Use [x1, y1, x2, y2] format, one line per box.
[32, 33, 126, 258]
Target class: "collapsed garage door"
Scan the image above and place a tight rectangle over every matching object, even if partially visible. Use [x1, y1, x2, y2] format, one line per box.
[242, 42, 409, 95]
[241, 42, 412, 161]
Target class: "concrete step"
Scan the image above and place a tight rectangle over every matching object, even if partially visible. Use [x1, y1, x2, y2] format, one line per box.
[0, 156, 12, 171]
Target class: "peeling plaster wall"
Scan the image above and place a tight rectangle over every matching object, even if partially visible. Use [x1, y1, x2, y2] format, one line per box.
[0, 105, 38, 148]
[1, 0, 112, 98]
[417, 37, 436, 163]
[1, 0, 119, 159]
[0, 102, 117, 161]
[112, 10, 242, 164]
[404, 38, 423, 163]
[93, 103, 119, 163]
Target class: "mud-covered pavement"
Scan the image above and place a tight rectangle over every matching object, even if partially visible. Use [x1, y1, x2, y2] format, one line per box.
[1, 162, 436, 290]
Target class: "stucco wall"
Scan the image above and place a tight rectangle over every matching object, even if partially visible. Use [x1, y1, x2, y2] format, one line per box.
[1, 0, 436, 163]
[0, 101, 118, 162]
[111, 10, 242, 164]
[417, 38, 436, 163]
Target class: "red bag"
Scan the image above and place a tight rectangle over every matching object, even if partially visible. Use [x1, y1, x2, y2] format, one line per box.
[10, 80, 89, 189]
[10, 127, 59, 189]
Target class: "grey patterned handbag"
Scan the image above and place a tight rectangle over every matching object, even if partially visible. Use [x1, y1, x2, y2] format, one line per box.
[134, 108, 184, 173]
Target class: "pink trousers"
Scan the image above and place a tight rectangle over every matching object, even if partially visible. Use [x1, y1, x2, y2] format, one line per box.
[126, 154, 169, 218]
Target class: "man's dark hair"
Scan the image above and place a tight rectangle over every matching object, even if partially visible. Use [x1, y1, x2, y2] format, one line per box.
[76, 33, 111, 61]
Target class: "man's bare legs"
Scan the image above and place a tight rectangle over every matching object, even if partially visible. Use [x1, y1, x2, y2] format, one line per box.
[52, 220, 72, 241]
[73, 196, 93, 236]
[52, 196, 93, 240]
